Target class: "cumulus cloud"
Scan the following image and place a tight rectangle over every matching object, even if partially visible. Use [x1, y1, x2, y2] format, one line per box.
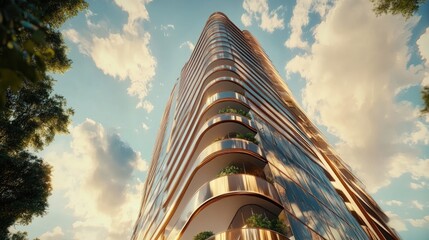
[410, 181, 426, 189]
[411, 200, 424, 210]
[285, 0, 333, 49]
[63, 0, 156, 113]
[39, 226, 64, 240]
[241, 0, 284, 33]
[44, 119, 147, 239]
[385, 200, 403, 206]
[136, 99, 154, 113]
[386, 211, 408, 232]
[180, 41, 195, 51]
[417, 27, 429, 86]
[286, 0, 428, 193]
[142, 122, 149, 131]
[404, 121, 429, 145]
[114, 0, 151, 35]
[407, 216, 429, 227]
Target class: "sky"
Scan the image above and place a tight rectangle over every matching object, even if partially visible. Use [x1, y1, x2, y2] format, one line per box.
[12, 0, 429, 239]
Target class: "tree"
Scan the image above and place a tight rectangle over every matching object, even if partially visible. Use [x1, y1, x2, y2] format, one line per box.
[193, 231, 214, 240]
[245, 214, 287, 235]
[0, 78, 73, 153]
[0, 151, 51, 239]
[369, 0, 427, 19]
[422, 86, 429, 114]
[0, 0, 87, 236]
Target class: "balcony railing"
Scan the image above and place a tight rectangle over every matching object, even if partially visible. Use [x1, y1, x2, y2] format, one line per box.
[214, 132, 259, 145]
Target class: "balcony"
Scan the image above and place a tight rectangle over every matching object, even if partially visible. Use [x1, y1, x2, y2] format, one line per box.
[165, 174, 282, 240]
[200, 91, 250, 125]
[203, 77, 245, 101]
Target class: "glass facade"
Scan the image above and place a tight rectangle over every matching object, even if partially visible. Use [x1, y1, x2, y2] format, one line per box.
[131, 12, 399, 240]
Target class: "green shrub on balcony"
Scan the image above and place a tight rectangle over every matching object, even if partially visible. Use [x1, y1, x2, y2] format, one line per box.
[217, 165, 242, 177]
[218, 106, 251, 119]
[245, 214, 287, 235]
[193, 231, 214, 240]
[236, 132, 259, 144]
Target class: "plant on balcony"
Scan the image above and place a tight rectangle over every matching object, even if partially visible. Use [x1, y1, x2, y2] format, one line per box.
[236, 132, 259, 144]
[218, 106, 251, 119]
[245, 214, 287, 235]
[193, 231, 214, 240]
[217, 165, 242, 177]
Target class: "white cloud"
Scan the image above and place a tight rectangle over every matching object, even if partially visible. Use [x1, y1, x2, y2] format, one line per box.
[418, 28, 429, 65]
[412, 200, 424, 210]
[241, 0, 284, 33]
[286, 0, 427, 193]
[44, 119, 147, 239]
[285, 0, 333, 49]
[386, 211, 408, 232]
[63, 0, 156, 113]
[137, 100, 154, 113]
[389, 156, 429, 180]
[404, 121, 429, 145]
[142, 123, 149, 131]
[113, 0, 151, 35]
[39, 226, 64, 240]
[410, 181, 426, 189]
[407, 216, 429, 227]
[417, 27, 429, 86]
[241, 13, 252, 26]
[63, 29, 91, 55]
[132, 156, 149, 172]
[160, 24, 175, 37]
[180, 41, 195, 51]
[385, 200, 403, 206]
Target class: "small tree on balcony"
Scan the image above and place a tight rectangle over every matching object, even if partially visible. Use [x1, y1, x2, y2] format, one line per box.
[218, 107, 251, 119]
[236, 132, 259, 144]
[193, 231, 214, 240]
[245, 214, 287, 235]
[217, 165, 242, 177]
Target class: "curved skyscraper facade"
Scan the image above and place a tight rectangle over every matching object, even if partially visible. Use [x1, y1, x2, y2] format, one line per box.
[131, 12, 399, 240]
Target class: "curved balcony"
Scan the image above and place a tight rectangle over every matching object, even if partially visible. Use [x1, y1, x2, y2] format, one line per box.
[194, 113, 256, 156]
[200, 91, 250, 125]
[202, 65, 241, 89]
[165, 139, 267, 235]
[208, 228, 289, 240]
[165, 174, 282, 240]
[203, 76, 245, 100]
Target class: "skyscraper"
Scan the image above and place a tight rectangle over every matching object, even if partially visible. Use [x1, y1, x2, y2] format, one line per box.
[131, 12, 399, 240]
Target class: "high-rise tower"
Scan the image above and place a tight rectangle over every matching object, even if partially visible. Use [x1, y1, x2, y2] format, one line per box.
[131, 12, 399, 240]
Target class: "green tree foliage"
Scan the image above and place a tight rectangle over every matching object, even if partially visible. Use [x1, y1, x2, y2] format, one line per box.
[6, 231, 40, 240]
[236, 132, 259, 144]
[0, 78, 73, 153]
[369, 0, 427, 18]
[217, 165, 242, 177]
[0, 0, 88, 106]
[422, 86, 429, 114]
[0, 0, 87, 236]
[245, 214, 287, 235]
[0, 151, 51, 239]
[218, 106, 251, 118]
[193, 231, 214, 240]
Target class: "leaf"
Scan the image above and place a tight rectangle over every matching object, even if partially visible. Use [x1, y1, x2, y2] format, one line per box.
[0, 68, 24, 92]
[31, 30, 46, 45]
[23, 40, 36, 54]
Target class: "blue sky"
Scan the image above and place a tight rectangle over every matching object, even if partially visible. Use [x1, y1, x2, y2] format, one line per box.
[13, 0, 429, 239]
